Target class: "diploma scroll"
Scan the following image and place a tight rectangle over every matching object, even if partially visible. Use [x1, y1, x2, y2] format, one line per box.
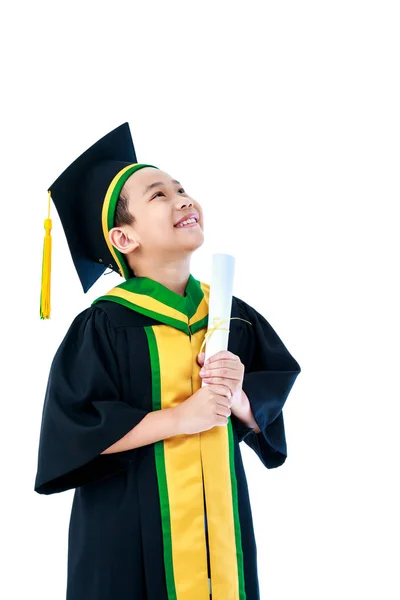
[202, 253, 235, 386]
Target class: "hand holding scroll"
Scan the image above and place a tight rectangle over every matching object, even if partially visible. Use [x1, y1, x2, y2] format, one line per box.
[175, 385, 232, 435]
[198, 351, 261, 433]
[198, 350, 244, 411]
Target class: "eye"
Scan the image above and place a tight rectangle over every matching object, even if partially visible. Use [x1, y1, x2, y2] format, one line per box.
[178, 188, 186, 194]
[151, 191, 165, 200]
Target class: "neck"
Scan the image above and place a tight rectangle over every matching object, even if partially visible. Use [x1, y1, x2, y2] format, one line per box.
[128, 256, 192, 296]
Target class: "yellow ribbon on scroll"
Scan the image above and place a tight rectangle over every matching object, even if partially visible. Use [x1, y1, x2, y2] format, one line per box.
[199, 316, 252, 355]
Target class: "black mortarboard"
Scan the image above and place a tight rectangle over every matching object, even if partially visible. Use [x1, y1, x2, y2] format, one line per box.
[40, 122, 158, 318]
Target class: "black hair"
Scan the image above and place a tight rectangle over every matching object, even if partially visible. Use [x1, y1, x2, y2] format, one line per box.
[112, 186, 136, 277]
[114, 187, 135, 227]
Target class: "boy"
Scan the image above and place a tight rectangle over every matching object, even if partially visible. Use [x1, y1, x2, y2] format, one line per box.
[34, 123, 301, 600]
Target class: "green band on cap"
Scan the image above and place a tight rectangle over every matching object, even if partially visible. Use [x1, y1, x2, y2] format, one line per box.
[102, 163, 159, 279]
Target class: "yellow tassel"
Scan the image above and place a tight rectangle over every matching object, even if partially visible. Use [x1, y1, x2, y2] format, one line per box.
[40, 191, 53, 319]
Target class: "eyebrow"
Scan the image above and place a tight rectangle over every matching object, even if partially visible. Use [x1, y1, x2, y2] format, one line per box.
[143, 179, 181, 196]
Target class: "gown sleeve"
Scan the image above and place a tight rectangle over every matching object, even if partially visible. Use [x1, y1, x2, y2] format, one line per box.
[34, 305, 149, 495]
[233, 299, 301, 469]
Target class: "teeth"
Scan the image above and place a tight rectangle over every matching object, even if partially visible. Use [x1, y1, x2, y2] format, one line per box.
[176, 217, 197, 227]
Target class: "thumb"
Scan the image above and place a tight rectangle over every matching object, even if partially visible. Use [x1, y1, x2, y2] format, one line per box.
[197, 352, 205, 366]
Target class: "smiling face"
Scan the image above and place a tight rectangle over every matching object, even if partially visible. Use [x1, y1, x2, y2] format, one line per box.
[108, 167, 205, 274]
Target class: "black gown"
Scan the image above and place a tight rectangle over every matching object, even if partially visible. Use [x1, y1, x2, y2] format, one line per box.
[34, 275, 301, 600]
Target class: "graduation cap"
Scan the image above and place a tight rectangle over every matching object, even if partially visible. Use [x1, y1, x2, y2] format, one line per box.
[40, 122, 159, 319]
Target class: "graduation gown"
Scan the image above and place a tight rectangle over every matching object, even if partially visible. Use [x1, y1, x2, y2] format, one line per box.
[34, 275, 301, 600]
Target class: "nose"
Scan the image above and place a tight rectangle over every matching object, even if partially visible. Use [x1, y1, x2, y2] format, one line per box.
[177, 196, 193, 209]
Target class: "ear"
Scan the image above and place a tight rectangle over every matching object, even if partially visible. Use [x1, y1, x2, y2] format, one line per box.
[108, 226, 140, 255]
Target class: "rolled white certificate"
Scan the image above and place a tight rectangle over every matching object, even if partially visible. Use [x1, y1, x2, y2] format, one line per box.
[203, 253, 235, 371]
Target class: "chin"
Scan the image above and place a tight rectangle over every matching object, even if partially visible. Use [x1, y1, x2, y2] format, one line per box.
[187, 231, 205, 251]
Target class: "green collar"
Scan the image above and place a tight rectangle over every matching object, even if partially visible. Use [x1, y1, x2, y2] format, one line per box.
[92, 274, 210, 335]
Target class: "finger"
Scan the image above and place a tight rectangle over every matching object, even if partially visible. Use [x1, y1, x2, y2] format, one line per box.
[197, 352, 205, 367]
[214, 416, 229, 427]
[202, 377, 235, 396]
[215, 406, 231, 419]
[201, 367, 242, 381]
[202, 359, 242, 373]
[216, 405, 231, 418]
[205, 350, 238, 365]
[216, 397, 232, 410]
[216, 391, 232, 403]
[215, 394, 232, 408]
[208, 384, 232, 400]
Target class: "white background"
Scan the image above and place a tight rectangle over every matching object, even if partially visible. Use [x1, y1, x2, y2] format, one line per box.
[1, 1, 399, 598]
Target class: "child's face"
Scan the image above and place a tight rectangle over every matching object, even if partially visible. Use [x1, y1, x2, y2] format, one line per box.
[112, 167, 205, 264]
